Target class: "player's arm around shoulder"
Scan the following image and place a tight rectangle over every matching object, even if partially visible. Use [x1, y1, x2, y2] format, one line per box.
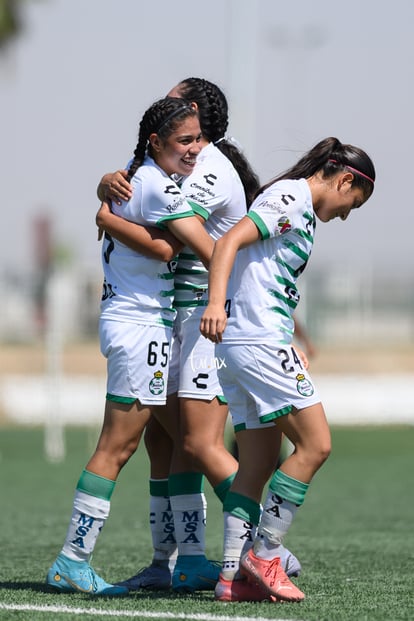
[167, 214, 214, 269]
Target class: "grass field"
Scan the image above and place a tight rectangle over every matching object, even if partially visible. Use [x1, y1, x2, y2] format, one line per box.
[0, 425, 413, 621]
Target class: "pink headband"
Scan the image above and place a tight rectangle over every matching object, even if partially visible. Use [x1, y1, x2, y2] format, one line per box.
[329, 159, 374, 185]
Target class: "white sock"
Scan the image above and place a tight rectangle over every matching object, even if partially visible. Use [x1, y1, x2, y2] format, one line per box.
[61, 490, 110, 562]
[170, 492, 207, 557]
[149, 492, 177, 564]
[255, 490, 298, 560]
[222, 512, 256, 579]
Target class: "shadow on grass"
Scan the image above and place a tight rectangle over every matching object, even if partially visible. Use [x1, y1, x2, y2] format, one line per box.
[0, 581, 214, 602]
[0, 581, 49, 593]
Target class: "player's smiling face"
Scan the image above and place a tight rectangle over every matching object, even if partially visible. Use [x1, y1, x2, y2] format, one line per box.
[150, 116, 202, 177]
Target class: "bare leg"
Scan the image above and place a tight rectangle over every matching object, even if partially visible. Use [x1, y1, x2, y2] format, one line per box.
[174, 397, 238, 486]
[86, 399, 152, 480]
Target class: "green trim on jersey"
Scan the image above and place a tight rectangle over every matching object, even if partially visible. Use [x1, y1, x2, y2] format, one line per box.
[106, 393, 136, 404]
[159, 272, 175, 280]
[155, 317, 175, 328]
[217, 394, 228, 405]
[175, 267, 206, 276]
[283, 239, 310, 263]
[177, 251, 198, 261]
[157, 210, 195, 230]
[174, 283, 206, 291]
[160, 288, 175, 298]
[174, 299, 208, 308]
[275, 275, 296, 288]
[269, 305, 291, 318]
[187, 201, 208, 221]
[277, 259, 302, 279]
[247, 211, 269, 239]
[297, 226, 314, 244]
[269, 289, 298, 310]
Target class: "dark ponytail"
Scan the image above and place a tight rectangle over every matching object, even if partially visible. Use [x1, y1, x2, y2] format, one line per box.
[176, 77, 260, 206]
[258, 137, 375, 200]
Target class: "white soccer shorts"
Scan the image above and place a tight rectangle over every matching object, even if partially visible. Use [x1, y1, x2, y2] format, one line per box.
[100, 319, 172, 405]
[216, 342, 321, 430]
[167, 307, 225, 401]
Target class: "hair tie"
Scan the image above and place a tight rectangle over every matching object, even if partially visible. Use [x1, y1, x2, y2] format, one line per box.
[214, 136, 226, 145]
[156, 104, 193, 134]
[329, 159, 374, 185]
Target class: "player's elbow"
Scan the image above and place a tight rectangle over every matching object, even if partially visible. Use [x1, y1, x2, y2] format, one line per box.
[156, 244, 178, 262]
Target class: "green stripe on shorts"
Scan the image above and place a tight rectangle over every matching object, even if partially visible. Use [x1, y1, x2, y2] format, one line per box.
[261, 405, 292, 423]
[106, 393, 136, 404]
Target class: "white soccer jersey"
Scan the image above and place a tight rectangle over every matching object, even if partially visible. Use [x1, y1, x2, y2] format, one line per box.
[100, 155, 194, 327]
[174, 143, 247, 309]
[223, 178, 316, 344]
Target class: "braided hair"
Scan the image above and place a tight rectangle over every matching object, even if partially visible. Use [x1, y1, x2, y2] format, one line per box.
[175, 77, 260, 206]
[127, 97, 198, 181]
[258, 137, 375, 201]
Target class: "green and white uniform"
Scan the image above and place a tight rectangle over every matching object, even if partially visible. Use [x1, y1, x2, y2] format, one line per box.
[100, 155, 195, 405]
[217, 178, 321, 429]
[168, 142, 247, 400]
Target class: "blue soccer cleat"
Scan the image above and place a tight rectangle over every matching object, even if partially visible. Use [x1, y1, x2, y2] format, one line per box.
[172, 555, 221, 593]
[46, 553, 128, 596]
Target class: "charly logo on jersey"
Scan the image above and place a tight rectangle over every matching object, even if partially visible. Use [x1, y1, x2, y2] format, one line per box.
[203, 173, 217, 186]
[149, 370, 165, 395]
[101, 278, 116, 301]
[164, 184, 181, 196]
[296, 373, 314, 397]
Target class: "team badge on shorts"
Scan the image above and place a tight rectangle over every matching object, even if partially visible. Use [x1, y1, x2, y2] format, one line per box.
[149, 370, 165, 395]
[296, 373, 314, 397]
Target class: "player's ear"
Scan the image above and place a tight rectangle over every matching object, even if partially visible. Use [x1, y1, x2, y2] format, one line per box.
[149, 133, 162, 153]
[337, 171, 354, 190]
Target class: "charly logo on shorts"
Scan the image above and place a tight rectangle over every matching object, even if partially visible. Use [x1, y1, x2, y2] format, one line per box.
[149, 370, 165, 395]
[296, 373, 314, 397]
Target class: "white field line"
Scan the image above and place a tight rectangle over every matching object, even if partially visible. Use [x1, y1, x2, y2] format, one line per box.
[0, 602, 302, 621]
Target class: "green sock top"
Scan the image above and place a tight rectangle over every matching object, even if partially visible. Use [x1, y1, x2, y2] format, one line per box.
[149, 478, 169, 497]
[76, 469, 116, 501]
[223, 490, 261, 525]
[169, 472, 204, 496]
[270, 469, 309, 506]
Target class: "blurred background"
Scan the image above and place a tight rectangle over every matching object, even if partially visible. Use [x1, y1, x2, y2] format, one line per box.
[0, 0, 413, 455]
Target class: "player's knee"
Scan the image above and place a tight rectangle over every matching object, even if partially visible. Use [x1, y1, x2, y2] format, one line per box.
[312, 439, 331, 469]
[295, 439, 331, 472]
[181, 436, 210, 467]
